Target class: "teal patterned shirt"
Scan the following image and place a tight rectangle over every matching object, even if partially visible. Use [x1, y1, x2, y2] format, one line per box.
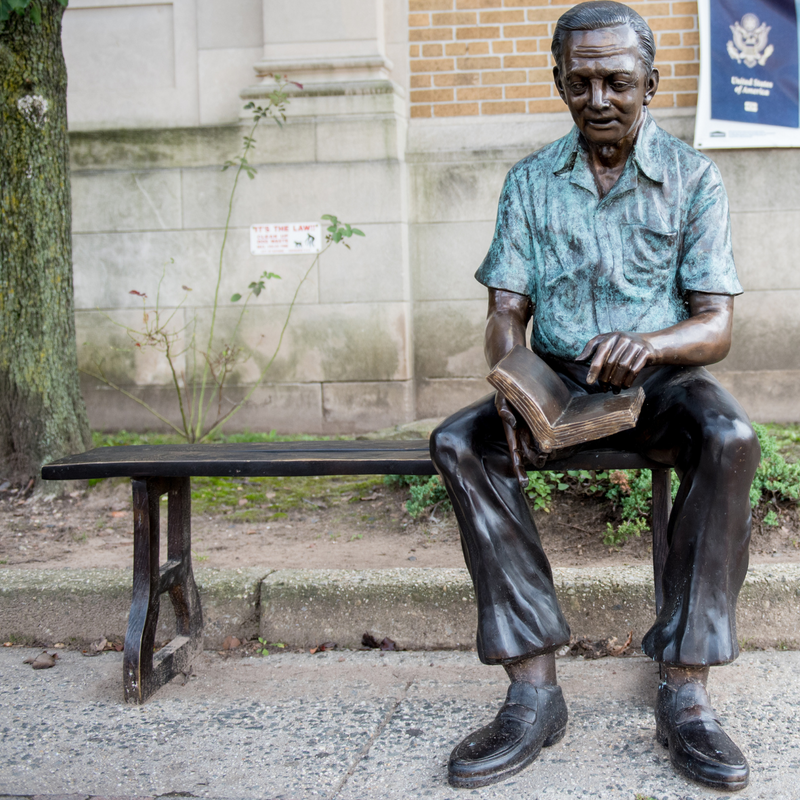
[475, 111, 742, 361]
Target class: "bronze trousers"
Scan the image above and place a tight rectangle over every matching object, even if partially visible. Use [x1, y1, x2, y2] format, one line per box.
[430, 363, 760, 667]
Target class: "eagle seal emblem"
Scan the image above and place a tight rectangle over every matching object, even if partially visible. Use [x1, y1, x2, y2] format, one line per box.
[727, 13, 774, 67]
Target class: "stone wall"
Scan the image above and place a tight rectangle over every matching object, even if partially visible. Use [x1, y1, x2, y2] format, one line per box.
[64, 0, 800, 433]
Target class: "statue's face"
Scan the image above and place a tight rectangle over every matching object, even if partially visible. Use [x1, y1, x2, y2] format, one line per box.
[554, 24, 658, 147]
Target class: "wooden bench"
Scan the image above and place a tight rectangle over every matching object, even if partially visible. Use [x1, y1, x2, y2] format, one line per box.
[42, 440, 672, 704]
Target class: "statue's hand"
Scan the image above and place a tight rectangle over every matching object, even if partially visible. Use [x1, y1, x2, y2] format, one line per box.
[495, 394, 543, 488]
[578, 331, 655, 389]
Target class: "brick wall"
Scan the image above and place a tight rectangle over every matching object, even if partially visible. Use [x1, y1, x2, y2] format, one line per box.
[408, 0, 699, 118]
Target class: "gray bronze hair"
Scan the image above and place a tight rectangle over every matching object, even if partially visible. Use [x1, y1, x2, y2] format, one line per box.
[551, 1, 656, 74]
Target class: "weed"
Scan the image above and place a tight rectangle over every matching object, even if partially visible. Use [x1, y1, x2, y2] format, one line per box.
[258, 637, 285, 656]
[763, 509, 780, 527]
[350, 533, 363, 541]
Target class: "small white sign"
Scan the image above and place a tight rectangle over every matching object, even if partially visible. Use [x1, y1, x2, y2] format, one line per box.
[250, 222, 322, 255]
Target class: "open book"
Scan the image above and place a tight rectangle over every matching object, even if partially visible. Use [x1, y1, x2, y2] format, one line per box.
[487, 345, 645, 453]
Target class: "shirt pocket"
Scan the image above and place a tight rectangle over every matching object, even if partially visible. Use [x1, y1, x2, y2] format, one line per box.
[622, 224, 678, 287]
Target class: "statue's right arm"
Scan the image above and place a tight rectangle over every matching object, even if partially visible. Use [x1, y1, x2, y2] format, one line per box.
[485, 288, 535, 487]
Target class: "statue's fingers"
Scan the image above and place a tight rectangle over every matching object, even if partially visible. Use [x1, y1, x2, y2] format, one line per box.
[608, 342, 639, 387]
[623, 348, 651, 388]
[576, 336, 601, 363]
[586, 335, 617, 384]
[600, 337, 632, 385]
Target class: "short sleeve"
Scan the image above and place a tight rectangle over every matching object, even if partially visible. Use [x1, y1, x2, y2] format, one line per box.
[678, 162, 743, 296]
[475, 169, 535, 300]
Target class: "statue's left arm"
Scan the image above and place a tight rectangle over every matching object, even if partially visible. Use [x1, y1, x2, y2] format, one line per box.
[577, 292, 733, 389]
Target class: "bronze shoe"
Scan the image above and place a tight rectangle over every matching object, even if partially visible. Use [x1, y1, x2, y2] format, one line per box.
[656, 681, 749, 792]
[448, 682, 568, 789]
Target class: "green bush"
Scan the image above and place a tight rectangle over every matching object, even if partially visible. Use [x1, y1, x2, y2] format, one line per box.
[390, 425, 800, 546]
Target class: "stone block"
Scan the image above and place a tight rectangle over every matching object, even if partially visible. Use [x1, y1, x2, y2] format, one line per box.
[730, 210, 800, 292]
[711, 148, 800, 214]
[413, 299, 486, 379]
[258, 0, 382, 45]
[81, 377, 325, 435]
[70, 126, 243, 172]
[318, 223, 410, 304]
[724, 290, 800, 373]
[409, 159, 510, 224]
[197, 0, 262, 49]
[711, 370, 800, 423]
[410, 221, 494, 301]
[198, 47, 264, 126]
[181, 161, 405, 231]
[322, 380, 414, 432]
[193, 302, 411, 384]
[76, 309, 186, 387]
[73, 229, 319, 311]
[415, 377, 491, 420]
[63, 4, 176, 94]
[63, 1, 200, 130]
[315, 117, 406, 162]
[71, 171, 182, 233]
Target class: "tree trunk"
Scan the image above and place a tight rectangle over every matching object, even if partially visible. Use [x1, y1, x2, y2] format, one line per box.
[0, 1, 90, 488]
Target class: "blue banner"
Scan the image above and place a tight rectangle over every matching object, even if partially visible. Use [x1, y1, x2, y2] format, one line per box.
[710, 0, 799, 128]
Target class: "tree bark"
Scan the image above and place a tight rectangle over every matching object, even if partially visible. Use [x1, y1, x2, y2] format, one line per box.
[0, 1, 90, 487]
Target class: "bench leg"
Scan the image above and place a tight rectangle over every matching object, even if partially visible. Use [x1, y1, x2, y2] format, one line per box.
[123, 476, 203, 704]
[651, 468, 672, 615]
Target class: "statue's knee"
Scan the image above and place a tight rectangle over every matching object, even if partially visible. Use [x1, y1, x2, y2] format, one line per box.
[430, 422, 469, 474]
[704, 416, 760, 475]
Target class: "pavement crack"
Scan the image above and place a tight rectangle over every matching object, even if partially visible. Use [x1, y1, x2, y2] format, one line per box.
[328, 679, 414, 799]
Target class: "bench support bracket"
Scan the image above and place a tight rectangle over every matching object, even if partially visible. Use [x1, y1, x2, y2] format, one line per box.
[124, 476, 203, 704]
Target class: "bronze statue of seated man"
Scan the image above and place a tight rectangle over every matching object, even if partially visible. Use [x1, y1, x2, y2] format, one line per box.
[430, 1, 759, 792]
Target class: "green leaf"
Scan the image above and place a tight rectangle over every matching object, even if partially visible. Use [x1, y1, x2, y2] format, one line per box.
[230, 293, 242, 302]
[8, 0, 30, 11]
[352, 228, 365, 236]
[29, 0, 40, 23]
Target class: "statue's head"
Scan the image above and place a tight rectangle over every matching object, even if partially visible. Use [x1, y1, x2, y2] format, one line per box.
[551, 1, 656, 75]
[551, 1, 659, 147]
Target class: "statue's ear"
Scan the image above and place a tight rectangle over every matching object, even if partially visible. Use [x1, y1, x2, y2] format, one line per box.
[553, 66, 567, 102]
[643, 68, 660, 106]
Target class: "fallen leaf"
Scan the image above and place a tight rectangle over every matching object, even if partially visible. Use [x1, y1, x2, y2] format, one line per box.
[86, 637, 107, 655]
[246, 530, 258, 536]
[379, 637, 398, 651]
[310, 641, 338, 654]
[3, 642, 13, 647]
[24, 651, 58, 669]
[112, 642, 124, 652]
[222, 635, 241, 650]
[361, 632, 379, 649]
[110, 510, 127, 518]
[238, 498, 248, 506]
[53, 642, 65, 648]
[360, 492, 381, 502]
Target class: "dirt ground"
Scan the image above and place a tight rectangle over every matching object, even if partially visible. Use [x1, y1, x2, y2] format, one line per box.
[2, 474, 799, 571]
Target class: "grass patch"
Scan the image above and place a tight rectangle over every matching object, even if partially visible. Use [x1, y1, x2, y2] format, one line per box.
[189, 473, 384, 520]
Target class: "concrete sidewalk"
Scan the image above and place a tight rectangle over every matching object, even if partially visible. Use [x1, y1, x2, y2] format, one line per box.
[2, 647, 799, 800]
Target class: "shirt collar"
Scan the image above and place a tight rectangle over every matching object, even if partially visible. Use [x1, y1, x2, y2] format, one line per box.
[553, 109, 664, 185]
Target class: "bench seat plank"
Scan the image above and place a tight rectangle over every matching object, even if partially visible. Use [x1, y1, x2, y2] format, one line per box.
[41, 440, 668, 481]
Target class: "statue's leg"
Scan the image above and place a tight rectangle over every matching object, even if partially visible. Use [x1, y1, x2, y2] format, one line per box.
[633, 366, 758, 792]
[430, 393, 569, 789]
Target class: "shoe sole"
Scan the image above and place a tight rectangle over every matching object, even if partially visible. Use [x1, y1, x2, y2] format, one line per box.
[447, 724, 567, 789]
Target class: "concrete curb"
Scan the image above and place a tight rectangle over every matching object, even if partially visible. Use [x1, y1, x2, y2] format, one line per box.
[1, 564, 798, 650]
[0, 567, 270, 649]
